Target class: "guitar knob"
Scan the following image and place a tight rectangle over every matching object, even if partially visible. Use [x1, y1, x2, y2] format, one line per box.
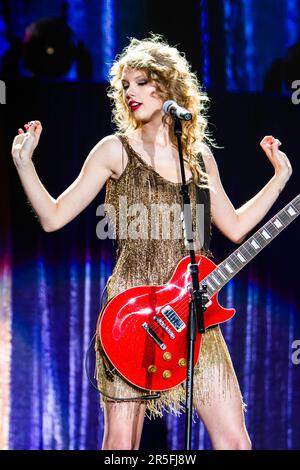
[163, 352, 172, 361]
[162, 370, 172, 379]
[178, 358, 187, 368]
[148, 365, 157, 374]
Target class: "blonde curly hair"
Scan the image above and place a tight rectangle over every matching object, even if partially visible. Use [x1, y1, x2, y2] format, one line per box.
[107, 34, 213, 187]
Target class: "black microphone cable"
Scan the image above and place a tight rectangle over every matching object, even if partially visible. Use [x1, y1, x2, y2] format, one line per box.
[85, 283, 161, 402]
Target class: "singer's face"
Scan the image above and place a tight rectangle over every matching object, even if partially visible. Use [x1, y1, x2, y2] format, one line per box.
[121, 66, 164, 123]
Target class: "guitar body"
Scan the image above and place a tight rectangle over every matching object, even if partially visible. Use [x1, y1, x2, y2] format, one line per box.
[98, 195, 300, 391]
[98, 254, 235, 391]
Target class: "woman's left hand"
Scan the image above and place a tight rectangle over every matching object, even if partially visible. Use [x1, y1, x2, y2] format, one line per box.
[260, 135, 293, 182]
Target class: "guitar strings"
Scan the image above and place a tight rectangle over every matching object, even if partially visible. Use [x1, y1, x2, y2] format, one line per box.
[144, 206, 298, 337]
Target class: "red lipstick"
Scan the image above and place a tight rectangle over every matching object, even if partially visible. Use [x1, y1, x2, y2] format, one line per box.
[128, 100, 142, 111]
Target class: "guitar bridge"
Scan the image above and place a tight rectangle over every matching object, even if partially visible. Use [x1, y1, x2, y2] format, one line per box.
[142, 322, 167, 350]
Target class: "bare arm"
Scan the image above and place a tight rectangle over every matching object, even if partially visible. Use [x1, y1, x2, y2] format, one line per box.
[201, 136, 293, 244]
[11, 121, 122, 232]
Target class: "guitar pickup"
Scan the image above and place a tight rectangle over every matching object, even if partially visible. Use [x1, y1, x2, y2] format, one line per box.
[142, 322, 167, 350]
[161, 305, 186, 332]
[153, 316, 175, 339]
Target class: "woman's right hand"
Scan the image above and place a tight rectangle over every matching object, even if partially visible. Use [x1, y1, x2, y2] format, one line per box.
[11, 120, 43, 168]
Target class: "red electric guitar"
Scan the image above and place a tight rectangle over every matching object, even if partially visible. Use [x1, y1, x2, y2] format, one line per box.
[99, 195, 299, 391]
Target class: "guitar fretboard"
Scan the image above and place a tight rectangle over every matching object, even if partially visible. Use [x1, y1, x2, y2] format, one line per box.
[202, 194, 300, 297]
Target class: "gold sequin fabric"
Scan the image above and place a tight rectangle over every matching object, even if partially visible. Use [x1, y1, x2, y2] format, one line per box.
[95, 134, 243, 419]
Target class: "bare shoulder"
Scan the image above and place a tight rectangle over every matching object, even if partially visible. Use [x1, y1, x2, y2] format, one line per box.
[198, 141, 218, 175]
[92, 134, 122, 157]
[90, 134, 123, 177]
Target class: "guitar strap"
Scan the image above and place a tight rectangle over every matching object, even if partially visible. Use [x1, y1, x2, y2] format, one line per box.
[195, 153, 212, 255]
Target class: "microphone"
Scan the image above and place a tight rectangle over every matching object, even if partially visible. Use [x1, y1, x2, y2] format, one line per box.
[163, 100, 192, 121]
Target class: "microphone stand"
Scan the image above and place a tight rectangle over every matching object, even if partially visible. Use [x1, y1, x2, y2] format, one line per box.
[172, 117, 207, 450]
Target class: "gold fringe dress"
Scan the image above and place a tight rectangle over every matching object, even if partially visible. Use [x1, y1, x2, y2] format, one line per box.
[95, 134, 243, 419]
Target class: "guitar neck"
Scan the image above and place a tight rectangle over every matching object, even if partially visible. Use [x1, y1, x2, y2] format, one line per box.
[203, 194, 300, 297]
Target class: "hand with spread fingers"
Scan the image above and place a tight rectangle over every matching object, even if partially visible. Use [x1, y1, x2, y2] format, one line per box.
[11, 120, 43, 169]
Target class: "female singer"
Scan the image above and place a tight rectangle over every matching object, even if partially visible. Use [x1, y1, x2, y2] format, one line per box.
[11, 35, 292, 450]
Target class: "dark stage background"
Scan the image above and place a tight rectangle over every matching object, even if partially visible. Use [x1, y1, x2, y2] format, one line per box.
[0, 0, 300, 451]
